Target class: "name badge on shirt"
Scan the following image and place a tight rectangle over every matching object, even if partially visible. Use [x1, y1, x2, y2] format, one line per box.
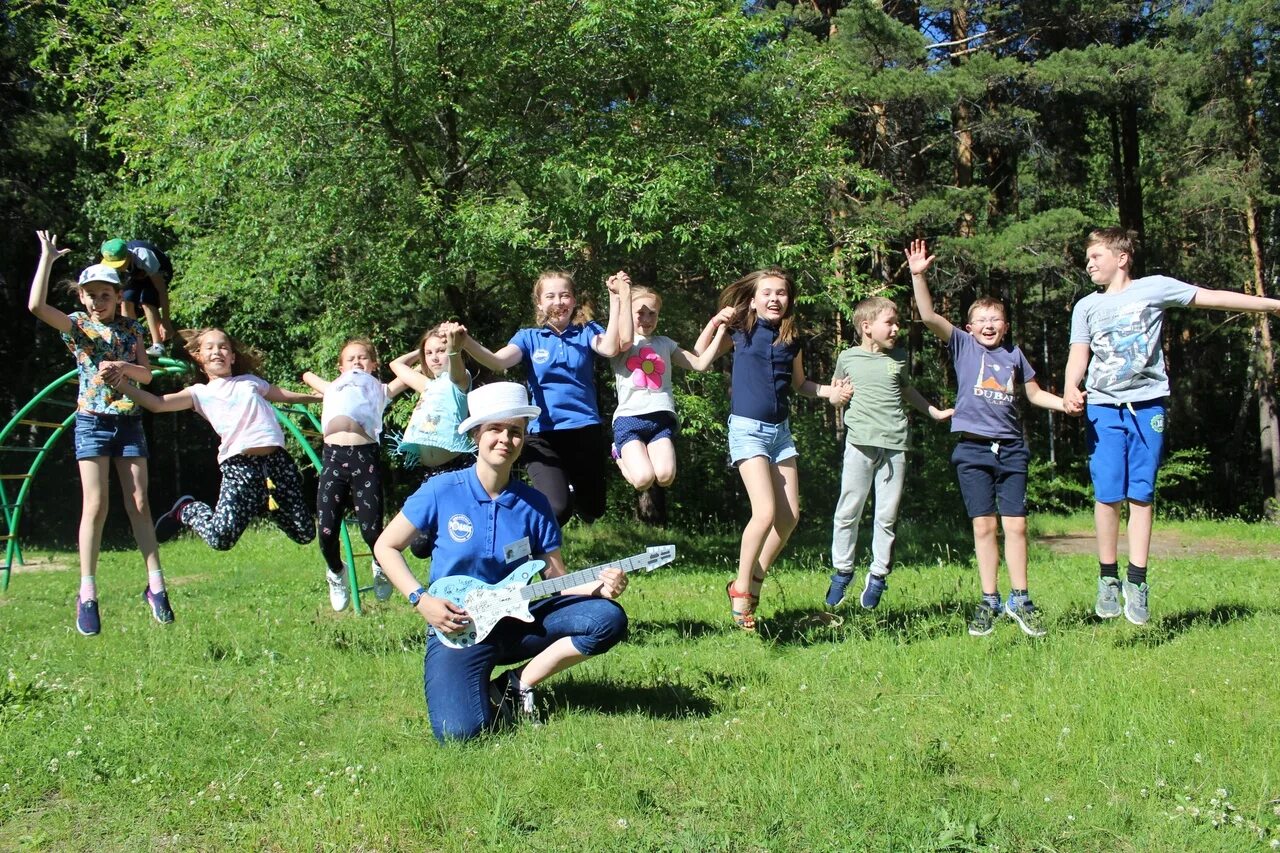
[504, 536, 532, 564]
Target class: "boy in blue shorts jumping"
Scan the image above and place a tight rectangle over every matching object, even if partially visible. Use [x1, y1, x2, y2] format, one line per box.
[1063, 227, 1280, 625]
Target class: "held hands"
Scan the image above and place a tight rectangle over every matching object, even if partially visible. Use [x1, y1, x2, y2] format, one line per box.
[711, 306, 736, 328]
[827, 377, 853, 406]
[419, 595, 471, 634]
[37, 230, 72, 262]
[596, 567, 628, 600]
[439, 320, 466, 351]
[605, 271, 632, 296]
[1063, 386, 1087, 416]
[98, 362, 130, 388]
[929, 406, 955, 422]
[906, 240, 935, 276]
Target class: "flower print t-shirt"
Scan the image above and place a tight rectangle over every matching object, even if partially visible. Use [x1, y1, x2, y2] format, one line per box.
[186, 374, 286, 463]
[611, 335, 678, 420]
[509, 322, 606, 433]
[60, 312, 147, 414]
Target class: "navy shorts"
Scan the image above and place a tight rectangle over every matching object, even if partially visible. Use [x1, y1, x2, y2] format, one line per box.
[950, 436, 1029, 518]
[613, 411, 678, 449]
[1086, 400, 1166, 503]
[73, 412, 148, 460]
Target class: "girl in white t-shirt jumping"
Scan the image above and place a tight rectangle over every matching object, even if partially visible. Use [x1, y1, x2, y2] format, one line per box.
[610, 284, 726, 492]
[102, 328, 320, 554]
[302, 339, 411, 610]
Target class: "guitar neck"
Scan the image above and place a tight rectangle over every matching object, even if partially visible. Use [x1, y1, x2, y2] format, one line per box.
[522, 552, 653, 601]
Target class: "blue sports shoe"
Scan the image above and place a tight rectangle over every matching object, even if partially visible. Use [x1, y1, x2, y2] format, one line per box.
[859, 572, 888, 610]
[76, 596, 100, 636]
[143, 587, 175, 624]
[825, 572, 854, 608]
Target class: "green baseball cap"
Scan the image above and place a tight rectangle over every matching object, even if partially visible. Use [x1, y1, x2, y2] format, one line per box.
[100, 238, 130, 268]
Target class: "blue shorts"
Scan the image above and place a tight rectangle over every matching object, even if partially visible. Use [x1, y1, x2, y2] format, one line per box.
[73, 412, 148, 460]
[613, 411, 678, 449]
[1086, 400, 1167, 503]
[727, 415, 797, 466]
[950, 436, 1029, 517]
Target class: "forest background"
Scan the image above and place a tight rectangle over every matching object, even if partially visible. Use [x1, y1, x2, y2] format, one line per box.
[2, 0, 1278, 542]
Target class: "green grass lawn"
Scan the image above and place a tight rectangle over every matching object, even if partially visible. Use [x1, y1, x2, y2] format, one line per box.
[2, 516, 1279, 851]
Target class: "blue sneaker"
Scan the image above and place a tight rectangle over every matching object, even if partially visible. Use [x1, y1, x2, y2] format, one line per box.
[859, 572, 888, 610]
[143, 587, 175, 624]
[825, 572, 854, 608]
[1004, 596, 1046, 637]
[76, 596, 100, 636]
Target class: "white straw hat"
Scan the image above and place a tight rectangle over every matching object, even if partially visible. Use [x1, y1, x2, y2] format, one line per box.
[457, 382, 541, 434]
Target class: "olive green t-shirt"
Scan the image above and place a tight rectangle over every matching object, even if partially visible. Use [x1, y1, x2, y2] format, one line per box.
[832, 346, 910, 451]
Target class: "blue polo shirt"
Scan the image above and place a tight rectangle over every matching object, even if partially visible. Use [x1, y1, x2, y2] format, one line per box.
[401, 467, 562, 585]
[730, 320, 802, 423]
[510, 322, 606, 433]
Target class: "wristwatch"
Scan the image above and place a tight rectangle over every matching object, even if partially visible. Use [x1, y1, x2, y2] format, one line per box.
[408, 587, 427, 606]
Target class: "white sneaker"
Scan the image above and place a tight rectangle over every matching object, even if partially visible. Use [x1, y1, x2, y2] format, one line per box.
[145, 343, 166, 357]
[326, 569, 350, 611]
[371, 561, 393, 602]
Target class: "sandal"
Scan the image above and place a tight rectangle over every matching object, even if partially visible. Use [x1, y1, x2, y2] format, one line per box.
[726, 580, 758, 631]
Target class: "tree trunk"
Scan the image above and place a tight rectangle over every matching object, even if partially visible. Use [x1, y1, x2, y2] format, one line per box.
[951, 2, 975, 240]
[1245, 194, 1280, 508]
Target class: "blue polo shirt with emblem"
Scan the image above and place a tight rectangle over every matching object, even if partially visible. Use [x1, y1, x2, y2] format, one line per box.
[509, 322, 606, 433]
[401, 466, 562, 585]
[730, 319, 802, 423]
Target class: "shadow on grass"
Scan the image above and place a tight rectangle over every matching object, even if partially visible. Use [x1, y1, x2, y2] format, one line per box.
[322, 623, 426, 655]
[545, 680, 718, 720]
[759, 600, 968, 647]
[1113, 603, 1260, 648]
[627, 618, 723, 644]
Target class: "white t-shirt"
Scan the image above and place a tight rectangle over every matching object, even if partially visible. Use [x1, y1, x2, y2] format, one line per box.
[187, 374, 285, 463]
[321, 369, 389, 440]
[611, 335, 678, 420]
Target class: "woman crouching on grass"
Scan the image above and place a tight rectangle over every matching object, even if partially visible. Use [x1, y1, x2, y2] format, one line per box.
[374, 382, 628, 743]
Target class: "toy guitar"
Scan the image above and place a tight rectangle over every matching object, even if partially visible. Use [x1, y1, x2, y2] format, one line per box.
[428, 544, 675, 649]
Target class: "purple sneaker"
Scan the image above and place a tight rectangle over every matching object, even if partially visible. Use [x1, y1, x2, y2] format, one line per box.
[143, 587, 175, 624]
[155, 495, 195, 543]
[76, 596, 101, 636]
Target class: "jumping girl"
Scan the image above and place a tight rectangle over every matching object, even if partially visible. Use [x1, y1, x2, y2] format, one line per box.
[610, 283, 726, 492]
[458, 271, 628, 525]
[695, 268, 851, 631]
[302, 339, 410, 611]
[102, 328, 319, 553]
[28, 230, 173, 635]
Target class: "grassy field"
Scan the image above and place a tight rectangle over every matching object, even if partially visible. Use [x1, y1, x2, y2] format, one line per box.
[2, 514, 1279, 851]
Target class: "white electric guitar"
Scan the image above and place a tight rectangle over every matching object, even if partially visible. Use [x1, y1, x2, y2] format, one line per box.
[427, 544, 675, 649]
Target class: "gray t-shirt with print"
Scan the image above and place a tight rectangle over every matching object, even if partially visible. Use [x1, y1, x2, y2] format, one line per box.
[1069, 275, 1197, 405]
[948, 328, 1035, 440]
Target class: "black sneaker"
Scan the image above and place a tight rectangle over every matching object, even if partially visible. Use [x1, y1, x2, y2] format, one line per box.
[967, 602, 1000, 637]
[489, 670, 539, 728]
[143, 587, 175, 624]
[154, 495, 194, 543]
[76, 596, 101, 636]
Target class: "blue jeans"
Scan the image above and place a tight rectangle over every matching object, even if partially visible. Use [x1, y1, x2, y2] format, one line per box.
[423, 595, 628, 743]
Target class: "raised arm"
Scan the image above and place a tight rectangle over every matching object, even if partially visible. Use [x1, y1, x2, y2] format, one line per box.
[389, 349, 428, 393]
[1189, 287, 1280, 315]
[301, 371, 332, 394]
[903, 384, 953, 422]
[459, 330, 523, 372]
[265, 385, 321, 405]
[1023, 378, 1066, 413]
[28, 230, 73, 333]
[694, 307, 736, 359]
[441, 322, 470, 390]
[596, 272, 633, 357]
[907, 240, 955, 340]
[671, 324, 728, 372]
[1062, 342, 1091, 415]
[103, 371, 195, 413]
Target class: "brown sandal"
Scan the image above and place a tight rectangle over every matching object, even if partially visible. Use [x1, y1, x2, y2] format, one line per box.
[727, 580, 758, 631]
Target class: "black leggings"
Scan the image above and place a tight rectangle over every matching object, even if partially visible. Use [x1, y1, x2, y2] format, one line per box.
[522, 425, 607, 526]
[317, 443, 384, 573]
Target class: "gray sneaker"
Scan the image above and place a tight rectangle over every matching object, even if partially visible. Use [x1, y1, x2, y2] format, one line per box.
[1004, 597, 1047, 637]
[967, 603, 1000, 637]
[1095, 577, 1122, 619]
[1122, 580, 1150, 625]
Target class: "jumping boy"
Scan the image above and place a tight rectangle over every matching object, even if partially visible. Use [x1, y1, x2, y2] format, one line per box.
[825, 296, 952, 611]
[1063, 227, 1280, 625]
[909, 240, 1068, 637]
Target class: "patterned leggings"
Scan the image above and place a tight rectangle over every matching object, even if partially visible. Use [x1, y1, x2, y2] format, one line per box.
[317, 443, 384, 573]
[181, 449, 315, 551]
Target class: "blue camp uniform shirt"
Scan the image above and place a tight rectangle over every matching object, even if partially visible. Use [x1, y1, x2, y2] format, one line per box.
[730, 320, 802, 423]
[401, 466, 562, 585]
[509, 322, 606, 433]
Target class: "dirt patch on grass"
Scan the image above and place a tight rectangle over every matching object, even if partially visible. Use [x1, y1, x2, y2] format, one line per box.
[1037, 530, 1280, 559]
[5, 555, 75, 574]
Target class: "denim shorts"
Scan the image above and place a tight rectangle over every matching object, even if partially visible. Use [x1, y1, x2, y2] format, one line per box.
[613, 411, 678, 449]
[727, 415, 797, 465]
[73, 412, 148, 460]
[950, 436, 1029, 517]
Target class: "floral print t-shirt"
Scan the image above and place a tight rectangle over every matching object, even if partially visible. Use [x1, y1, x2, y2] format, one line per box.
[610, 335, 678, 421]
[60, 312, 146, 415]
